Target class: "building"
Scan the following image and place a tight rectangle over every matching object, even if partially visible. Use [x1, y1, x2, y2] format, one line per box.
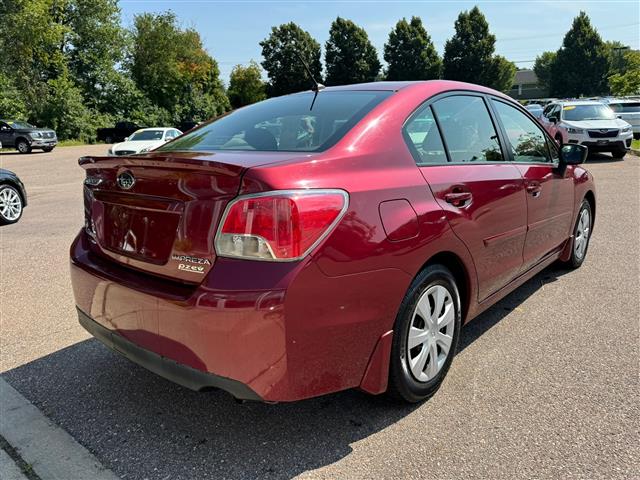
[508, 69, 549, 100]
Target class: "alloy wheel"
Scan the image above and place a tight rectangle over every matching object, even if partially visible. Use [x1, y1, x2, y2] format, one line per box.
[407, 285, 455, 382]
[0, 187, 23, 221]
[574, 208, 590, 260]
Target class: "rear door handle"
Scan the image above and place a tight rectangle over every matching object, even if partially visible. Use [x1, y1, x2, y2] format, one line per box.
[444, 191, 473, 207]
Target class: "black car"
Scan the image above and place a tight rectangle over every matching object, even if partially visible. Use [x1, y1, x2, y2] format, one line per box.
[0, 120, 57, 153]
[0, 169, 27, 224]
[97, 121, 144, 144]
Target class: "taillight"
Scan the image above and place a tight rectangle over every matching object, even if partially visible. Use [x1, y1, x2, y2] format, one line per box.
[215, 189, 349, 261]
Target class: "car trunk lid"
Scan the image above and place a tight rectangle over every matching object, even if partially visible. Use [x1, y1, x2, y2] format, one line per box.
[79, 150, 307, 283]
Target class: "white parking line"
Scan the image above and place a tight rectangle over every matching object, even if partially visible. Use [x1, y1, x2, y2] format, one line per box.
[0, 378, 119, 480]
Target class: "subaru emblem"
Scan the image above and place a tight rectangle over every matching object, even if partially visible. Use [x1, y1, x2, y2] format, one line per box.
[117, 171, 135, 190]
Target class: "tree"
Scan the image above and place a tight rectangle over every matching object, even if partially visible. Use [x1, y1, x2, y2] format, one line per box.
[442, 6, 515, 91]
[325, 17, 380, 85]
[488, 55, 517, 93]
[130, 12, 229, 123]
[228, 61, 267, 108]
[260, 22, 322, 96]
[65, 0, 128, 109]
[0, 73, 28, 119]
[383, 17, 441, 81]
[39, 73, 111, 142]
[608, 50, 640, 95]
[550, 12, 609, 97]
[0, 0, 69, 115]
[533, 51, 557, 92]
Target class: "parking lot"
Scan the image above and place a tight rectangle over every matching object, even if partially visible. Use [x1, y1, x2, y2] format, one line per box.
[1, 145, 638, 479]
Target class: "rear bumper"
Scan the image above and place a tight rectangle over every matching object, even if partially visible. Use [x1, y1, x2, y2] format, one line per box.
[77, 308, 262, 400]
[70, 230, 409, 402]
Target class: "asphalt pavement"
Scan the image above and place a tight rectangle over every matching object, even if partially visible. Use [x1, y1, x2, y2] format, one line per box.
[0, 145, 638, 479]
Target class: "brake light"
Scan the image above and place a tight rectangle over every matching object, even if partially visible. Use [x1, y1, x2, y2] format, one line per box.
[215, 190, 349, 261]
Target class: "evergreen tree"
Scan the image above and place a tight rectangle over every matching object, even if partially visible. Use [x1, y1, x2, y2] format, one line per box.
[442, 6, 515, 91]
[260, 22, 322, 96]
[383, 17, 441, 81]
[533, 51, 557, 92]
[550, 12, 609, 97]
[325, 17, 380, 85]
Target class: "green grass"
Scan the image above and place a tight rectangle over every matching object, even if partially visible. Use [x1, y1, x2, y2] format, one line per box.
[58, 139, 86, 147]
[632, 139, 640, 151]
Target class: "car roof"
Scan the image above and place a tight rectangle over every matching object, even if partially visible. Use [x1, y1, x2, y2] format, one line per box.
[557, 100, 605, 106]
[134, 127, 173, 131]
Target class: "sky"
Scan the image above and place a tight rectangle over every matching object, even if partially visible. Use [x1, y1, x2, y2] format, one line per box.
[118, 0, 640, 84]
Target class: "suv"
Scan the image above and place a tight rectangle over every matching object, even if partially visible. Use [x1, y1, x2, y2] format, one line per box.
[71, 81, 595, 403]
[0, 120, 57, 153]
[539, 101, 633, 158]
[604, 99, 640, 139]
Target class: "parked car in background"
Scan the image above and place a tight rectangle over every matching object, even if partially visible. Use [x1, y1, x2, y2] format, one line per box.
[97, 121, 144, 144]
[604, 99, 640, 139]
[0, 120, 57, 153]
[0, 168, 27, 224]
[71, 80, 596, 404]
[540, 100, 633, 158]
[108, 128, 182, 156]
[524, 103, 544, 119]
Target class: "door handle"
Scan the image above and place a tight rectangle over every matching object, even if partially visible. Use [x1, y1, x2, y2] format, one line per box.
[526, 182, 542, 197]
[444, 191, 473, 207]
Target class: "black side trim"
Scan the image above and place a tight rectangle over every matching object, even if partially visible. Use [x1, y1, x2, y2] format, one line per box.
[77, 308, 262, 401]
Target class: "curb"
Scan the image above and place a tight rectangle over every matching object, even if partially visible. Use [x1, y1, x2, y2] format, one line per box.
[0, 378, 119, 480]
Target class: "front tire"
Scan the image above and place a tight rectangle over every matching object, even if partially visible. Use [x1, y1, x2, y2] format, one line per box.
[563, 199, 592, 269]
[16, 140, 31, 154]
[0, 185, 24, 225]
[42, 147, 54, 152]
[387, 264, 462, 403]
[611, 148, 626, 159]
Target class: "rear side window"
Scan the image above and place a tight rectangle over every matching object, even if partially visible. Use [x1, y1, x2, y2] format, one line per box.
[431, 96, 504, 163]
[157, 90, 393, 153]
[609, 102, 640, 113]
[491, 100, 551, 163]
[403, 107, 447, 165]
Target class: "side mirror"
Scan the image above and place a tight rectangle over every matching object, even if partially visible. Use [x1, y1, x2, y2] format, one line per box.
[549, 116, 558, 124]
[560, 144, 588, 165]
[616, 115, 622, 119]
[124, 136, 129, 141]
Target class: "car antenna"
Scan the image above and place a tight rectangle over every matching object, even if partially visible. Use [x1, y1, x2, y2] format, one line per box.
[295, 52, 324, 110]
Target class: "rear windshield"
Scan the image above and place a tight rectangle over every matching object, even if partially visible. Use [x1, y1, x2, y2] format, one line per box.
[157, 90, 393, 153]
[608, 102, 640, 113]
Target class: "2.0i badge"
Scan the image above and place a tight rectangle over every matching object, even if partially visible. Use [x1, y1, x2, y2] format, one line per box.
[172, 254, 211, 274]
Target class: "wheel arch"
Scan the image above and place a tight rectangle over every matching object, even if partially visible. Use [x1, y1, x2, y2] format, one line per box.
[0, 180, 26, 206]
[584, 190, 596, 230]
[418, 251, 472, 323]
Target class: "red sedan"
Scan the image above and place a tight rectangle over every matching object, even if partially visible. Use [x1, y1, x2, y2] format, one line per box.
[70, 81, 595, 403]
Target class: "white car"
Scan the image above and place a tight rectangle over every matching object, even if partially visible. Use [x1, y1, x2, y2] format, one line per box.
[604, 99, 640, 139]
[109, 128, 182, 156]
[540, 100, 633, 158]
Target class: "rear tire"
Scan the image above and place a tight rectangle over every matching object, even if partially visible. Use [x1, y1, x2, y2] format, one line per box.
[0, 185, 24, 225]
[387, 264, 461, 403]
[16, 139, 31, 154]
[562, 199, 592, 269]
[104, 136, 113, 144]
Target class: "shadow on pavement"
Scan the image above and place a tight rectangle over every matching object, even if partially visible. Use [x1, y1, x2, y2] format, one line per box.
[583, 151, 626, 164]
[2, 265, 572, 480]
